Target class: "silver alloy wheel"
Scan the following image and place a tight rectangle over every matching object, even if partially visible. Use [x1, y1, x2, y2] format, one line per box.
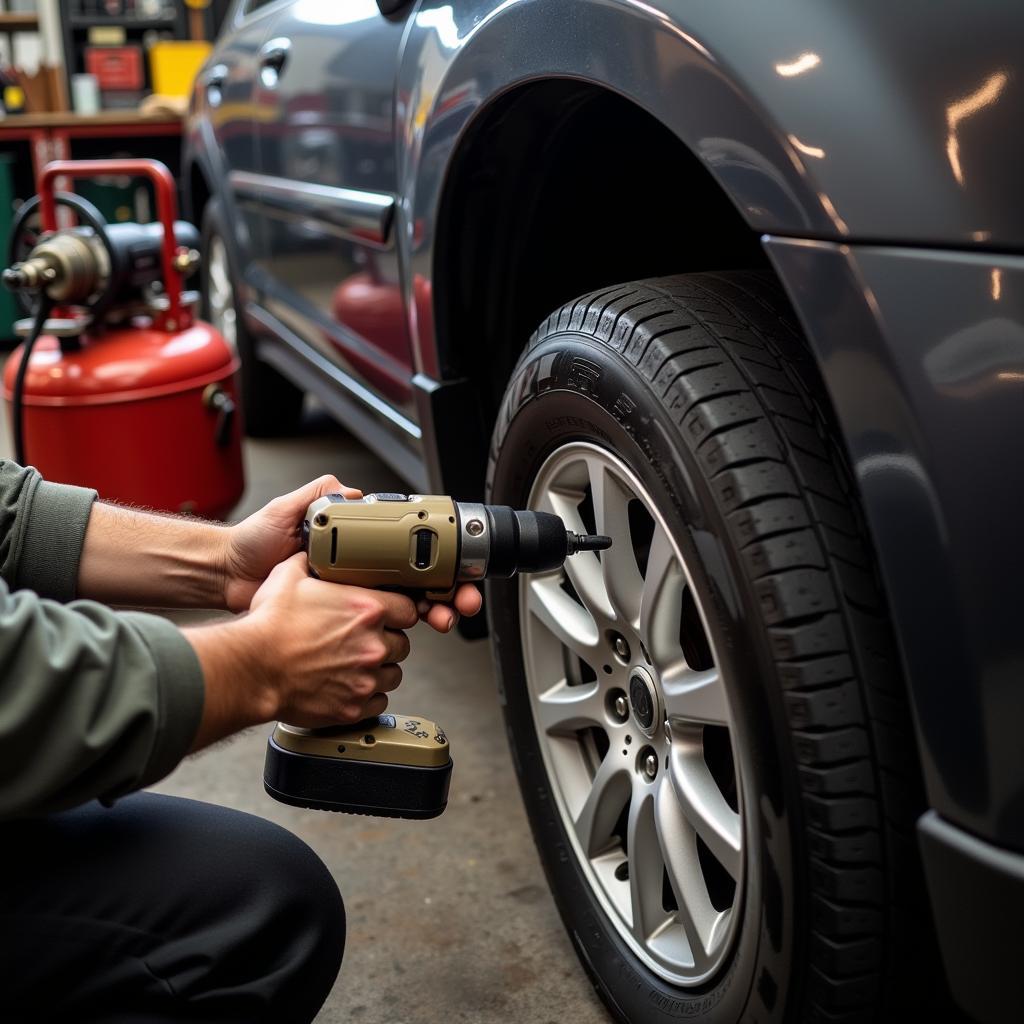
[520, 442, 745, 986]
[206, 234, 237, 352]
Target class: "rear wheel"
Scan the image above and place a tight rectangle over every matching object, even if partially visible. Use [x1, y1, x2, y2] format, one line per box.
[486, 272, 948, 1022]
[200, 199, 304, 437]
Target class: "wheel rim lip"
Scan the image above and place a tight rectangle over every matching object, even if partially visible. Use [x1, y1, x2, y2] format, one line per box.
[206, 235, 237, 352]
[519, 440, 747, 987]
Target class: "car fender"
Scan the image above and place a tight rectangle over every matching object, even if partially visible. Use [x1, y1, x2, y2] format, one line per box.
[397, 0, 1022, 365]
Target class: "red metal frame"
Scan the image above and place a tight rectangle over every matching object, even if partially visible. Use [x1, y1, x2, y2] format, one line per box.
[36, 158, 188, 331]
[0, 117, 182, 203]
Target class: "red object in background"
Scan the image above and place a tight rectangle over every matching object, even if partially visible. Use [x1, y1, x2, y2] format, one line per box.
[3, 324, 244, 519]
[85, 47, 144, 91]
[328, 271, 435, 401]
[4, 158, 245, 519]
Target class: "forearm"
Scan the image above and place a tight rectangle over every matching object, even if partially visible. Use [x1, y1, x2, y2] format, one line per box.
[78, 501, 229, 609]
[184, 617, 279, 751]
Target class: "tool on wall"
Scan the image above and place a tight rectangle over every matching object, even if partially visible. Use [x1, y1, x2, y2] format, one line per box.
[263, 493, 612, 819]
[2, 159, 244, 518]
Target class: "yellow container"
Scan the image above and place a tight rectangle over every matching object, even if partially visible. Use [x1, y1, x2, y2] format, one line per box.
[149, 40, 212, 97]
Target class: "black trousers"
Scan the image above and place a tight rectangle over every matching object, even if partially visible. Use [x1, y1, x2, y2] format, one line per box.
[0, 793, 345, 1023]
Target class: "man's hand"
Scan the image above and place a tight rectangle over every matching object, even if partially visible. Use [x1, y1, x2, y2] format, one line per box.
[247, 552, 418, 726]
[223, 475, 360, 613]
[416, 588, 483, 633]
[187, 553, 421, 746]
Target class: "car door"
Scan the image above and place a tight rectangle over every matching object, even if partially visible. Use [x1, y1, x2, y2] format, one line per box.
[237, 0, 416, 419]
[201, 0, 284, 277]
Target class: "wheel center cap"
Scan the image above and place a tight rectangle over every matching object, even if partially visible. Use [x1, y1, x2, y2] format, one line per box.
[628, 668, 660, 737]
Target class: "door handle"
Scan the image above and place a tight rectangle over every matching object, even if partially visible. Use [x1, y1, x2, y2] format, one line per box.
[258, 37, 291, 88]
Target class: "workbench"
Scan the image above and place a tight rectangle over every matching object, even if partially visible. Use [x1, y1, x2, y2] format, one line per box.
[0, 110, 182, 182]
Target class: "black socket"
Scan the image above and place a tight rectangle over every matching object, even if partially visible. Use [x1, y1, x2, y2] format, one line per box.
[485, 505, 569, 577]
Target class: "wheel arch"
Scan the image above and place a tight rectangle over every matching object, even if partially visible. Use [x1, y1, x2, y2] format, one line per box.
[431, 80, 771, 445]
[399, 0, 836, 501]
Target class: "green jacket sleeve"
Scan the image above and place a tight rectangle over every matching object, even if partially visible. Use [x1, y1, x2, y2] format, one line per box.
[0, 460, 96, 602]
[0, 461, 206, 819]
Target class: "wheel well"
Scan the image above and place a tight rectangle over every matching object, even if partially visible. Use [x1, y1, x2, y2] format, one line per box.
[433, 79, 769, 483]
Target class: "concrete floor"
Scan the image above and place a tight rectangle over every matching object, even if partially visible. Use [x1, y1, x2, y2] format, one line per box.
[143, 411, 610, 1024]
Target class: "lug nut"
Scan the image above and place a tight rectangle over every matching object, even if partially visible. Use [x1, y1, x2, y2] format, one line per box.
[607, 689, 629, 723]
[612, 634, 630, 662]
[643, 752, 658, 780]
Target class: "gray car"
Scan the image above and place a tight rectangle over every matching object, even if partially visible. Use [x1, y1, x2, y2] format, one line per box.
[185, 3, 1024, 1021]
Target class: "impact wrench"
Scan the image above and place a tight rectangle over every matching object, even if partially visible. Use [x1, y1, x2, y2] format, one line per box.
[263, 493, 611, 819]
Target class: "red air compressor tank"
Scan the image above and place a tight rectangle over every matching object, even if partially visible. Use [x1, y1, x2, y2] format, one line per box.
[2, 323, 244, 518]
[2, 158, 244, 519]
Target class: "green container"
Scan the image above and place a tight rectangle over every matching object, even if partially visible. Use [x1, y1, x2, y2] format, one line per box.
[0, 155, 19, 344]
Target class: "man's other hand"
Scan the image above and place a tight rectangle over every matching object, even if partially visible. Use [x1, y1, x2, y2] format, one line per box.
[222, 475, 360, 612]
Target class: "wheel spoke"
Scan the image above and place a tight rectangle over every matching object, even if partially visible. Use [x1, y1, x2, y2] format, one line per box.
[639, 526, 684, 665]
[573, 752, 630, 858]
[535, 680, 606, 735]
[655, 774, 717, 970]
[627, 782, 670, 942]
[587, 456, 644, 625]
[547, 488, 615, 620]
[668, 747, 742, 880]
[209, 242, 230, 295]
[662, 663, 729, 726]
[526, 576, 600, 664]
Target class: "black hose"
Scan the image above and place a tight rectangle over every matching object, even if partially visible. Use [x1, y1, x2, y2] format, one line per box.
[12, 296, 52, 466]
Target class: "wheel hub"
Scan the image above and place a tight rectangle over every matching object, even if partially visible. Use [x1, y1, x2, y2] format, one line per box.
[628, 667, 660, 736]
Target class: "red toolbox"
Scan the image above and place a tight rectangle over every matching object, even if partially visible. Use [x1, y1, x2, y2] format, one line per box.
[84, 46, 144, 92]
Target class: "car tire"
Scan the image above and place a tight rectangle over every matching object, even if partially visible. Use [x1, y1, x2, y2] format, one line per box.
[200, 199, 304, 437]
[486, 272, 951, 1022]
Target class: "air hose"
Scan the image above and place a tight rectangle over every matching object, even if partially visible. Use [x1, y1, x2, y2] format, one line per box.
[11, 296, 53, 466]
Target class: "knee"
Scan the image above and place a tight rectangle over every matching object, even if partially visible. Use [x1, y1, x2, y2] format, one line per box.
[249, 819, 347, 986]
[166, 798, 346, 1012]
[274, 828, 347, 965]
[215, 811, 345, 1020]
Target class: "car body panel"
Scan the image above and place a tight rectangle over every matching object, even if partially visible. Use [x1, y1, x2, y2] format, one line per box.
[396, 0, 1024, 377]
[190, 0, 1024, 467]
[246, 0, 418, 419]
[918, 811, 1024, 1024]
[766, 235, 1024, 851]
[190, 2, 282, 284]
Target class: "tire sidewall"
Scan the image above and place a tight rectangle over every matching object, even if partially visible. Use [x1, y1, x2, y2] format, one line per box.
[199, 199, 238, 346]
[487, 336, 799, 1023]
